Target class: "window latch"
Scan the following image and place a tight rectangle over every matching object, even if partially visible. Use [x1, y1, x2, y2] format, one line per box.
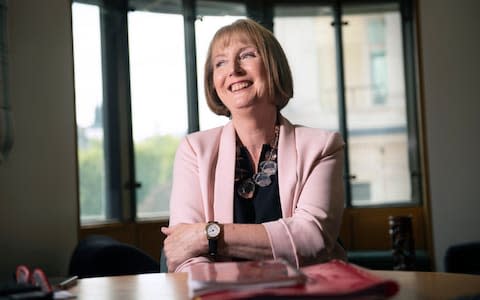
[124, 181, 142, 190]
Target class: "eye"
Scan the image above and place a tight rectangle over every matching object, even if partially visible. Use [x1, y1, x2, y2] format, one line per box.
[239, 51, 256, 60]
[214, 59, 226, 68]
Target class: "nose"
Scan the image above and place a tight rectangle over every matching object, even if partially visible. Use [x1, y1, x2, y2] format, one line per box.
[228, 59, 244, 76]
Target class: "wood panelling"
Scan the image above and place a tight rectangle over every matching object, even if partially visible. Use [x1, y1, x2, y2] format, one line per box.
[79, 207, 430, 266]
[79, 222, 137, 245]
[136, 220, 168, 261]
[339, 206, 426, 251]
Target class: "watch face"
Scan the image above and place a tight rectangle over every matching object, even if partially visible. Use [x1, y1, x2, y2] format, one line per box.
[207, 223, 221, 238]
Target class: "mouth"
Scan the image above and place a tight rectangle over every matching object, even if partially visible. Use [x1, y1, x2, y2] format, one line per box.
[229, 81, 252, 92]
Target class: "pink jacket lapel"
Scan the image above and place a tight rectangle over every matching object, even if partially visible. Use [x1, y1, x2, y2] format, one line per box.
[213, 122, 236, 223]
[212, 116, 299, 222]
[277, 116, 299, 218]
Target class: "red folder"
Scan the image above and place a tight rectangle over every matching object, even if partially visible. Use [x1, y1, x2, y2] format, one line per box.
[188, 259, 399, 299]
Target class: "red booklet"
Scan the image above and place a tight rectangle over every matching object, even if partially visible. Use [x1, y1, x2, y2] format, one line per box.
[188, 259, 399, 300]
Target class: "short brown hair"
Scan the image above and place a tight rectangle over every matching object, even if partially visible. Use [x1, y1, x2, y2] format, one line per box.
[204, 19, 293, 117]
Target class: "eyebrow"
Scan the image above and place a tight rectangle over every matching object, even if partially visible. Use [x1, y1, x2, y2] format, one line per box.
[212, 46, 257, 60]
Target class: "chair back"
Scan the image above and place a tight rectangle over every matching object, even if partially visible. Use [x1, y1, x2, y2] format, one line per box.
[69, 235, 160, 278]
[445, 241, 480, 275]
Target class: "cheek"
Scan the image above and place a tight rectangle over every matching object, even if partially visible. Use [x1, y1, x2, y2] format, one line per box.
[250, 63, 268, 89]
[254, 70, 268, 94]
[212, 72, 224, 91]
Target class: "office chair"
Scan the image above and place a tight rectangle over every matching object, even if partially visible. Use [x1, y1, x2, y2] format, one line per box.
[69, 235, 160, 278]
[445, 241, 480, 275]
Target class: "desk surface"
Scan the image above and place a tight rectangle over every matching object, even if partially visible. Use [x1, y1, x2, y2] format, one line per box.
[69, 270, 480, 300]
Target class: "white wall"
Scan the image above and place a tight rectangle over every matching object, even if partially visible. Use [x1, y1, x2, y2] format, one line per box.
[418, 0, 480, 271]
[0, 0, 78, 280]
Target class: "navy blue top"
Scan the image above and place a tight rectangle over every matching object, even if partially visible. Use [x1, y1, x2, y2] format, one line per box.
[234, 144, 282, 224]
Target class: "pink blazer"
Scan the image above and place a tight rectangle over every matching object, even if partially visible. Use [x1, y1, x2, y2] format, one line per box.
[169, 115, 346, 272]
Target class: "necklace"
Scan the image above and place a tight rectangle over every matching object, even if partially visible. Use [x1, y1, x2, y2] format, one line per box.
[235, 125, 280, 199]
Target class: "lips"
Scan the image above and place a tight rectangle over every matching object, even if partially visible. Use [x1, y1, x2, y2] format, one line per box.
[229, 81, 252, 92]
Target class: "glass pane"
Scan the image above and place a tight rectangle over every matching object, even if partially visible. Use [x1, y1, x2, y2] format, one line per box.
[195, 2, 246, 130]
[128, 12, 188, 218]
[72, 3, 107, 223]
[342, 5, 411, 205]
[274, 6, 339, 131]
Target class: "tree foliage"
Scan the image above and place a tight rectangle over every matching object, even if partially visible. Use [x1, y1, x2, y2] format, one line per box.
[78, 139, 105, 217]
[78, 135, 180, 219]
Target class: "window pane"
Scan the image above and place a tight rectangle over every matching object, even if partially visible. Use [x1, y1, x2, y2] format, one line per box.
[72, 3, 107, 223]
[128, 12, 188, 219]
[342, 5, 411, 205]
[274, 6, 339, 131]
[195, 2, 246, 130]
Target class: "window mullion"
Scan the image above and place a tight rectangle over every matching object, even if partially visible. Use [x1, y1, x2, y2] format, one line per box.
[400, 0, 422, 204]
[333, 0, 352, 207]
[246, 0, 273, 31]
[183, 0, 200, 133]
[100, 0, 133, 221]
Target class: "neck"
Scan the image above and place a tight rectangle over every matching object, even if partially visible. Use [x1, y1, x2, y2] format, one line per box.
[232, 109, 278, 149]
[232, 109, 278, 168]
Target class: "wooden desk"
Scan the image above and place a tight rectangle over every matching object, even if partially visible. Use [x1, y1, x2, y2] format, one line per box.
[70, 271, 480, 300]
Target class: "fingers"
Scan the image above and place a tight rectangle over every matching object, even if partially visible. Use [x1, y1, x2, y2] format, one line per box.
[162, 225, 183, 271]
[161, 223, 187, 236]
[161, 226, 171, 235]
[163, 242, 182, 272]
[161, 223, 206, 272]
[167, 260, 176, 272]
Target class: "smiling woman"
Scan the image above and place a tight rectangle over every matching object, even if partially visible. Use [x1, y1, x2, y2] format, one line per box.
[69, 0, 428, 273]
[161, 19, 346, 273]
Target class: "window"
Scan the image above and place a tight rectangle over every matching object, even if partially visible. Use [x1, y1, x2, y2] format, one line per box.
[72, 3, 107, 222]
[351, 182, 371, 201]
[368, 18, 388, 104]
[128, 11, 188, 219]
[274, 5, 339, 131]
[72, 0, 247, 224]
[342, 5, 412, 206]
[72, 0, 422, 225]
[274, 2, 419, 207]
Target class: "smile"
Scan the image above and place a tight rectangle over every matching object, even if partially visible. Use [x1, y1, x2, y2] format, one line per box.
[230, 81, 252, 92]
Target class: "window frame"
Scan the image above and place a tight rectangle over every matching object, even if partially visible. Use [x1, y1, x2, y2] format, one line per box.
[73, 0, 424, 225]
[269, 0, 422, 208]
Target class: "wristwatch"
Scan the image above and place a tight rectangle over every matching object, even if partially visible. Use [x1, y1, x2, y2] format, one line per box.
[205, 221, 222, 257]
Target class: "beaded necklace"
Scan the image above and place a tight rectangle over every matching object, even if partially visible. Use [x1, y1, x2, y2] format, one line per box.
[235, 125, 280, 199]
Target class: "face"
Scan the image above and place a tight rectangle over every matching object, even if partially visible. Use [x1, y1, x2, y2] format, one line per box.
[211, 35, 271, 116]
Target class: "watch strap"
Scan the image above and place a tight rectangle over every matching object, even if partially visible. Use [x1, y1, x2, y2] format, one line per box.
[208, 238, 218, 257]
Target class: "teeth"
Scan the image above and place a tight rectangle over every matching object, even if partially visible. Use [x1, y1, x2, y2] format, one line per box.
[231, 82, 251, 92]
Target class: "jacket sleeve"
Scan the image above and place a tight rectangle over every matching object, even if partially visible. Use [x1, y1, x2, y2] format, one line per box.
[168, 136, 212, 272]
[169, 136, 204, 226]
[262, 131, 346, 268]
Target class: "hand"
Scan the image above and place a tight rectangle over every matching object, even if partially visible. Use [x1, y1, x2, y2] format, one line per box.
[161, 223, 207, 272]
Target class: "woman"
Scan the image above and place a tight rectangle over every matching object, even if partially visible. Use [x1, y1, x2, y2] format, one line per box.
[161, 19, 346, 272]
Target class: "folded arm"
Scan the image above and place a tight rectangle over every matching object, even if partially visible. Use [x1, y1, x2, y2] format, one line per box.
[162, 222, 273, 272]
